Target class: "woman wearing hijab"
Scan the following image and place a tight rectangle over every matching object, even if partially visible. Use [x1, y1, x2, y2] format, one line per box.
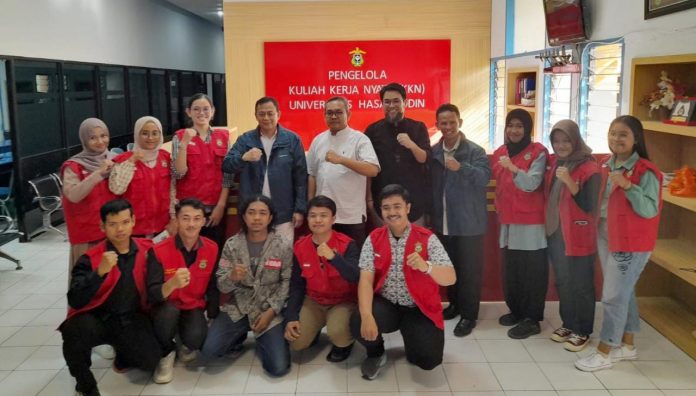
[109, 116, 174, 237]
[61, 118, 117, 268]
[492, 109, 549, 339]
[544, 120, 600, 352]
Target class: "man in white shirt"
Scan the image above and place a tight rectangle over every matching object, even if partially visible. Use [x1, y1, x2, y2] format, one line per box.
[306, 96, 380, 246]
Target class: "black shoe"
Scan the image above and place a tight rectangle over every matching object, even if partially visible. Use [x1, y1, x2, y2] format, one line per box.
[75, 385, 101, 396]
[326, 343, 353, 362]
[442, 304, 459, 320]
[498, 313, 520, 326]
[507, 318, 541, 339]
[453, 318, 476, 337]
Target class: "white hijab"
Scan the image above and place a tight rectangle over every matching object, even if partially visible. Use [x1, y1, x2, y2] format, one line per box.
[133, 116, 164, 168]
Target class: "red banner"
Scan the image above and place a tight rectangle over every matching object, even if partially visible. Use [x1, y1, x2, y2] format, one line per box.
[264, 40, 451, 148]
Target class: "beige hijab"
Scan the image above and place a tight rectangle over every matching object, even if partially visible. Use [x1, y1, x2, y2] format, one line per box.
[133, 116, 164, 168]
[69, 118, 115, 173]
[545, 119, 595, 236]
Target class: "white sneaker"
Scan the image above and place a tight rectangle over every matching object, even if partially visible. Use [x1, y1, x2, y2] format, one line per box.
[575, 350, 613, 372]
[153, 351, 176, 384]
[610, 345, 638, 362]
[177, 345, 197, 363]
[93, 345, 115, 360]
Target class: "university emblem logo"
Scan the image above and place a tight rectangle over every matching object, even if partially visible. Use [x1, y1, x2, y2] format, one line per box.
[349, 47, 366, 67]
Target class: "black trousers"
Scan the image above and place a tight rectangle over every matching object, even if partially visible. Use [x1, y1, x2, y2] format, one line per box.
[334, 222, 367, 248]
[350, 295, 444, 370]
[502, 248, 548, 322]
[438, 234, 484, 321]
[60, 311, 161, 393]
[151, 302, 208, 354]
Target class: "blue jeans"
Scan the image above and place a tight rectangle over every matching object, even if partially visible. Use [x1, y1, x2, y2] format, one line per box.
[597, 219, 651, 347]
[200, 313, 290, 376]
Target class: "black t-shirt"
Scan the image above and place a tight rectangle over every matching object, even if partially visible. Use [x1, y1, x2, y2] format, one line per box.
[364, 117, 432, 221]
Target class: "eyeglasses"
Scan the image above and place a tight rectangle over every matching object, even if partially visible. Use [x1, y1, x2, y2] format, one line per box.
[191, 107, 212, 114]
[325, 110, 346, 118]
[256, 111, 277, 118]
[382, 99, 403, 106]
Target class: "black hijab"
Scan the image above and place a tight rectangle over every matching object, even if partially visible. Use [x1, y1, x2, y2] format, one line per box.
[505, 109, 533, 158]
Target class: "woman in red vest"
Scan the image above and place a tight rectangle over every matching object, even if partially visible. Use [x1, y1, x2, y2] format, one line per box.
[61, 118, 117, 268]
[576, 115, 662, 372]
[544, 120, 600, 353]
[492, 109, 549, 339]
[109, 116, 173, 237]
[171, 93, 231, 248]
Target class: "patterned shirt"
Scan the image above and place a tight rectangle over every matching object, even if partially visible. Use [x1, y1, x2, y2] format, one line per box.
[170, 129, 235, 188]
[359, 224, 452, 306]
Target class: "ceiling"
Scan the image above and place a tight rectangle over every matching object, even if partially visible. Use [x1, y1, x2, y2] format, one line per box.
[165, 0, 224, 25]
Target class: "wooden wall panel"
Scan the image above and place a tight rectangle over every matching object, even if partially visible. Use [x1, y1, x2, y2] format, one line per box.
[223, 0, 492, 140]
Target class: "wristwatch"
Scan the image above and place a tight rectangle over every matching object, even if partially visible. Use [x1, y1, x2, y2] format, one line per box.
[424, 260, 433, 275]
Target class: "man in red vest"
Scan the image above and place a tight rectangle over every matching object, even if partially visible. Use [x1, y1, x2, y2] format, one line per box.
[284, 195, 360, 362]
[60, 199, 161, 396]
[146, 198, 219, 384]
[350, 184, 456, 380]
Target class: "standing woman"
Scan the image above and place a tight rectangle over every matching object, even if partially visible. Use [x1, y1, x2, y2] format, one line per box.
[171, 93, 231, 247]
[61, 118, 117, 268]
[492, 109, 549, 339]
[545, 120, 600, 352]
[575, 115, 662, 372]
[109, 116, 174, 237]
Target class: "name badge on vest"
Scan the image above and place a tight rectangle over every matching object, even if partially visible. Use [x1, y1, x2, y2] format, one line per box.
[164, 268, 177, 276]
[524, 153, 531, 161]
[199, 260, 207, 270]
[415, 242, 423, 254]
[302, 263, 311, 268]
[264, 258, 282, 270]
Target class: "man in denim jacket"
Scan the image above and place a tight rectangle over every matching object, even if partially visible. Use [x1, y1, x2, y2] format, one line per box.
[430, 103, 491, 338]
[223, 96, 308, 242]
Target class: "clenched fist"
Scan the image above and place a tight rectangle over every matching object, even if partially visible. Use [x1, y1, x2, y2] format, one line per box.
[396, 133, 415, 149]
[317, 242, 336, 260]
[169, 268, 191, 289]
[97, 251, 118, 277]
[242, 148, 263, 162]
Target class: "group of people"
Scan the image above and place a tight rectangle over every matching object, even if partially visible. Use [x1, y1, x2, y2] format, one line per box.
[56, 82, 661, 396]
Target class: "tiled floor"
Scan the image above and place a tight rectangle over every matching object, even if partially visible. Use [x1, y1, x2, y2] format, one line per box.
[1, 227, 696, 396]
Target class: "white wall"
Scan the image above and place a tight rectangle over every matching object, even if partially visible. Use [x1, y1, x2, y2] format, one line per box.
[491, 0, 507, 58]
[0, 0, 224, 73]
[586, 0, 696, 112]
[492, 0, 696, 112]
[513, 0, 546, 54]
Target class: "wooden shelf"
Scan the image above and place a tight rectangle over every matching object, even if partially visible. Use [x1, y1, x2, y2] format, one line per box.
[663, 188, 696, 213]
[638, 296, 696, 360]
[506, 104, 536, 112]
[650, 239, 696, 287]
[642, 121, 696, 138]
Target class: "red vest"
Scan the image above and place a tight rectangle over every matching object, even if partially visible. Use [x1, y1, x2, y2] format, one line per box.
[370, 225, 444, 330]
[294, 231, 356, 306]
[113, 150, 172, 236]
[63, 238, 152, 323]
[492, 143, 548, 225]
[544, 157, 600, 256]
[175, 128, 229, 205]
[601, 157, 663, 252]
[151, 235, 218, 310]
[60, 161, 117, 244]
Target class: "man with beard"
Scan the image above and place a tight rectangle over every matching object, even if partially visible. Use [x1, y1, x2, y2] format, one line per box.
[365, 83, 431, 225]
